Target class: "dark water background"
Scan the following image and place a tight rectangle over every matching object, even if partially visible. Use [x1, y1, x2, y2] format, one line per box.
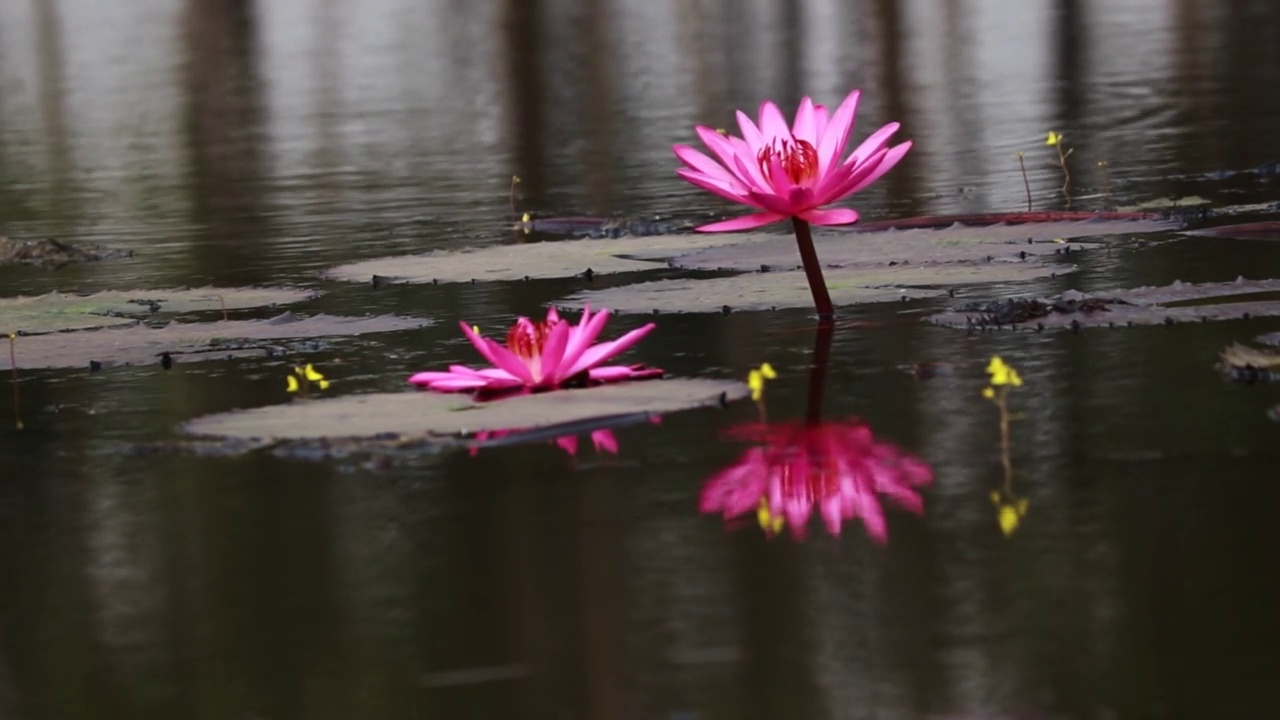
[2, 0, 1280, 718]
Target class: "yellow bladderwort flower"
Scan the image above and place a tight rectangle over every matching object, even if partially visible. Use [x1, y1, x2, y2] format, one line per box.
[985, 356, 1023, 388]
[1046, 131, 1062, 146]
[990, 491, 1030, 537]
[747, 362, 777, 401]
[287, 363, 331, 394]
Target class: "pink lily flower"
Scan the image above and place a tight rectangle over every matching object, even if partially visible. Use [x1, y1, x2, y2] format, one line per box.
[674, 90, 912, 233]
[699, 420, 933, 542]
[408, 306, 662, 396]
[468, 428, 619, 457]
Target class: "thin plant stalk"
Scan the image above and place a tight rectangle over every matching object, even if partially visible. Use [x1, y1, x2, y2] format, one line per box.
[510, 175, 521, 216]
[996, 386, 1013, 492]
[1017, 153, 1032, 211]
[1098, 160, 1112, 209]
[8, 334, 22, 431]
[791, 218, 835, 320]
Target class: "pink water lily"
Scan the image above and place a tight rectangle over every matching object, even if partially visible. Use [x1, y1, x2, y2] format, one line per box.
[674, 91, 911, 319]
[408, 306, 662, 396]
[674, 90, 911, 233]
[468, 428, 619, 457]
[700, 420, 933, 542]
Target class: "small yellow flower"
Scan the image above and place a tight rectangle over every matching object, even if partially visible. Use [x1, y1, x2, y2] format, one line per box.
[747, 362, 777, 401]
[985, 356, 1023, 387]
[1046, 131, 1062, 146]
[716, 128, 728, 136]
[286, 375, 300, 393]
[981, 386, 996, 400]
[521, 212, 531, 224]
[303, 364, 325, 382]
[990, 492, 1031, 537]
[512, 175, 521, 184]
[757, 498, 785, 535]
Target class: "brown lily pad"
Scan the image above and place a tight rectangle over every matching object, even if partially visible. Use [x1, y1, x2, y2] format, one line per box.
[561, 262, 1074, 314]
[0, 287, 319, 336]
[1, 312, 428, 370]
[0, 236, 131, 269]
[929, 278, 1280, 330]
[181, 378, 748, 443]
[668, 216, 1178, 272]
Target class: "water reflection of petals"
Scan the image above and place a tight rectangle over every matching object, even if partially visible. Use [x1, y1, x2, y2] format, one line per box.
[701, 420, 933, 542]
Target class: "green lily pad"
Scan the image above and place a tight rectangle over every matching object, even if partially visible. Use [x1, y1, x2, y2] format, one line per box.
[668, 217, 1176, 272]
[560, 262, 1074, 314]
[1, 312, 429, 370]
[181, 378, 748, 443]
[0, 287, 318, 335]
[929, 278, 1280, 330]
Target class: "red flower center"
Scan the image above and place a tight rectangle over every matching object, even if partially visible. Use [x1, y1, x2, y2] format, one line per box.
[757, 136, 819, 186]
[506, 318, 555, 361]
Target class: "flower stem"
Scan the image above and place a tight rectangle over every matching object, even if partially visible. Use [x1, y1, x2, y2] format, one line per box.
[805, 321, 834, 425]
[791, 218, 834, 320]
[1017, 153, 1032, 211]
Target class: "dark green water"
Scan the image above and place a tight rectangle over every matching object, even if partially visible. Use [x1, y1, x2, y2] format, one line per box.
[3, 0, 1280, 718]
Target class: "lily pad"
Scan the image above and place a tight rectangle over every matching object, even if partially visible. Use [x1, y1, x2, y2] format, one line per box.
[1114, 196, 1211, 212]
[322, 234, 733, 284]
[1, 312, 428, 370]
[1184, 221, 1280, 240]
[561, 262, 1073, 314]
[181, 378, 747, 443]
[929, 278, 1280, 330]
[669, 216, 1178, 272]
[0, 287, 319, 335]
[1216, 343, 1280, 383]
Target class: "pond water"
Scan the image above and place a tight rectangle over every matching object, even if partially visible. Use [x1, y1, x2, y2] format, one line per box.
[2, 0, 1280, 718]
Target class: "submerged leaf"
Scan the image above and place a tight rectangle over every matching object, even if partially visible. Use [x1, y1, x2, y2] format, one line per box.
[182, 378, 748, 443]
[0, 287, 319, 335]
[562, 263, 1073, 314]
[0, 236, 131, 269]
[930, 278, 1280, 330]
[0, 312, 429, 370]
[1184, 221, 1280, 240]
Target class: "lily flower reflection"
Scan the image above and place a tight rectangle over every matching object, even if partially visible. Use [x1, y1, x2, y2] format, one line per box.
[701, 420, 933, 542]
[409, 306, 662, 397]
[469, 428, 619, 458]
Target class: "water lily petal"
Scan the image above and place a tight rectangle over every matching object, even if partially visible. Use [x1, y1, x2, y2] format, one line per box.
[758, 100, 791, 142]
[697, 126, 758, 188]
[417, 377, 491, 392]
[536, 319, 572, 383]
[694, 212, 786, 232]
[792, 96, 818, 145]
[841, 141, 913, 196]
[700, 448, 768, 517]
[747, 189, 800, 216]
[814, 146, 889, 203]
[674, 144, 746, 191]
[813, 103, 829, 141]
[843, 121, 901, 165]
[557, 307, 612, 379]
[676, 169, 756, 206]
[735, 110, 766, 151]
[798, 207, 859, 226]
[563, 322, 655, 378]
[816, 89, 861, 175]
[820, 493, 844, 536]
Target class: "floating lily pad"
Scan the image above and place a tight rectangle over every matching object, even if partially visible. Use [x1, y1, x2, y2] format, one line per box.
[513, 215, 679, 238]
[1, 312, 428, 370]
[1184, 221, 1280, 240]
[929, 278, 1280, 330]
[182, 378, 747, 443]
[0, 236, 131, 269]
[325, 212, 1176, 286]
[0, 287, 319, 335]
[668, 216, 1178, 272]
[561, 262, 1073, 314]
[322, 234, 734, 284]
